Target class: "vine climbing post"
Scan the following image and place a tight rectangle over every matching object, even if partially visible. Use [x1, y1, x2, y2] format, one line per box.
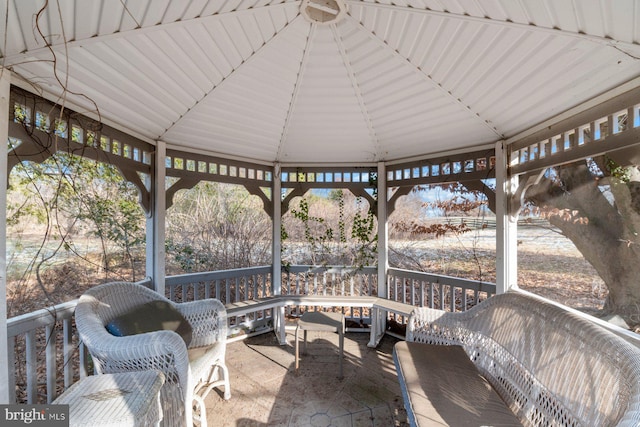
[371, 162, 388, 346]
[272, 164, 286, 344]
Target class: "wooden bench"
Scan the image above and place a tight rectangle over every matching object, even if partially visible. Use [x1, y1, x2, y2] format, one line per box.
[368, 298, 414, 347]
[226, 295, 413, 346]
[394, 291, 640, 426]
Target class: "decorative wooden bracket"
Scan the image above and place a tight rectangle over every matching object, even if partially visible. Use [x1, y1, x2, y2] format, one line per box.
[510, 170, 546, 221]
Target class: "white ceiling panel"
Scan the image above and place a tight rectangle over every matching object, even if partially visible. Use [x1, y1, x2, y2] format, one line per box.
[3, 0, 640, 164]
[162, 16, 309, 160]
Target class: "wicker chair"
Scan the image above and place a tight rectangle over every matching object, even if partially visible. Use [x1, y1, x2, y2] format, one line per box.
[75, 281, 230, 427]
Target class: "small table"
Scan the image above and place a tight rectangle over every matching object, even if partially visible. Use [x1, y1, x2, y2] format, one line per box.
[295, 311, 345, 378]
[53, 371, 165, 427]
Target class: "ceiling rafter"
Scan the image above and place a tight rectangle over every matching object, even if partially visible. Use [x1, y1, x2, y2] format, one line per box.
[276, 21, 315, 161]
[345, 14, 504, 139]
[347, 1, 640, 56]
[331, 25, 380, 160]
[2, 2, 302, 63]
[2, 0, 28, 58]
[160, 14, 305, 140]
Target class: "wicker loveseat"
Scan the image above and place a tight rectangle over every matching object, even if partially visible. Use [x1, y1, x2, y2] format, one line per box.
[394, 291, 640, 427]
[75, 281, 230, 427]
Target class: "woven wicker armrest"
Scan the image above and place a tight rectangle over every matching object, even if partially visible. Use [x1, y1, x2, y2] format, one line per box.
[174, 298, 227, 348]
[406, 306, 468, 346]
[88, 329, 189, 379]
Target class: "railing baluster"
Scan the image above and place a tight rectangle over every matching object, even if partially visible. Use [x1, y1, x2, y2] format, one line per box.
[253, 274, 258, 299]
[25, 330, 37, 403]
[63, 318, 74, 389]
[393, 275, 398, 302]
[205, 280, 212, 299]
[429, 282, 434, 309]
[402, 278, 407, 304]
[313, 274, 318, 295]
[79, 342, 89, 378]
[412, 277, 417, 305]
[8, 337, 16, 403]
[449, 285, 455, 312]
[343, 273, 347, 296]
[322, 273, 327, 296]
[46, 324, 56, 403]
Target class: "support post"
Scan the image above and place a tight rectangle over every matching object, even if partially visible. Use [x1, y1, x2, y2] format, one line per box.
[0, 69, 10, 403]
[377, 161, 388, 299]
[272, 164, 286, 344]
[146, 141, 166, 295]
[495, 141, 518, 294]
[369, 162, 388, 347]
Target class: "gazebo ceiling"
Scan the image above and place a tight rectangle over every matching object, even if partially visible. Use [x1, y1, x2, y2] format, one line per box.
[2, 0, 640, 165]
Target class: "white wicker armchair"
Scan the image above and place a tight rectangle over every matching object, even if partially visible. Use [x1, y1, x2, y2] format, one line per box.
[75, 281, 230, 427]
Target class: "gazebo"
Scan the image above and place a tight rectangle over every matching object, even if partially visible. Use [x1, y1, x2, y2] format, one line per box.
[2, 0, 640, 422]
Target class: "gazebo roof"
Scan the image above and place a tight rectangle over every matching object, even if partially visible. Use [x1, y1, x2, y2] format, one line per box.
[3, 0, 640, 165]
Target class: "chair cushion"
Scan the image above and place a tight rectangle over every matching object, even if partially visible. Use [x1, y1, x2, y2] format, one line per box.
[394, 341, 522, 426]
[105, 300, 192, 346]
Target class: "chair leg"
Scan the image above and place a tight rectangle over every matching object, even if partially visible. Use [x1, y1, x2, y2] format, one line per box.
[198, 363, 231, 401]
[192, 395, 208, 427]
[220, 364, 231, 400]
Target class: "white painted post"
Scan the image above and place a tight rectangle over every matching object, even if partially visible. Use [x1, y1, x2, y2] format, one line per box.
[495, 141, 519, 294]
[0, 69, 10, 403]
[369, 162, 388, 347]
[272, 164, 285, 344]
[146, 141, 166, 294]
[377, 161, 388, 299]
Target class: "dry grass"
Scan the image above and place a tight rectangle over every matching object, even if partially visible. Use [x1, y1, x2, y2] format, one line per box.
[389, 225, 607, 317]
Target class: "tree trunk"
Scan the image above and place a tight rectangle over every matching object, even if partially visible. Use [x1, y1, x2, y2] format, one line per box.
[526, 161, 640, 328]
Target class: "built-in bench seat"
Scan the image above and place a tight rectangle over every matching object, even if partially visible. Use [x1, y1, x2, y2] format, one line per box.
[394, 342, 522, 425]
[225, 295, 413, 346]
[394, 291, 640, 427]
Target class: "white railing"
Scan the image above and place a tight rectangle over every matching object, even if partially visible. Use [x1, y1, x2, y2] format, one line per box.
[281, 265, 377, 296]
[7, 301, 86, 404]
[165, 266, 273, 303]
[7, 266, 494, 404]
[281, 265, 378, 326]
[387, 268, 496, 312]
[165, 266, 274, 335]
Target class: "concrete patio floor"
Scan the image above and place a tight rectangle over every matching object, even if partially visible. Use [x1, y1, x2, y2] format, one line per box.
[203, 326, 409, 426]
